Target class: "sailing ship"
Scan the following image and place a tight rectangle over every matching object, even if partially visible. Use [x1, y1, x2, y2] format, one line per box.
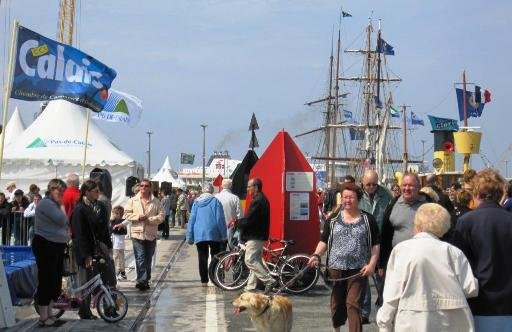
[298, 17, 422, 185]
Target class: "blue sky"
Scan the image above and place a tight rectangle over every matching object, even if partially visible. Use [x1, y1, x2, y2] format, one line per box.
[1, 0, 511, 175]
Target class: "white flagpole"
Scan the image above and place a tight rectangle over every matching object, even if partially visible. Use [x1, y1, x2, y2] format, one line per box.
[81, 109, 91, 182]
[0, 20, 19, 183]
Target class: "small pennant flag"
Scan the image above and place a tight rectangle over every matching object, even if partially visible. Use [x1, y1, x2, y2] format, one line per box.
[377, 38, 395, 56]
[410, 112, 425, 126]
[342, 11, 352, 17]
[349, 128, 364, 140]
[343, 110, 353, 119]
[455, 88, 484, 121]
[93, 89, 143, 127]
[390, 105, 400, 118]
[180, 153, 195, 165]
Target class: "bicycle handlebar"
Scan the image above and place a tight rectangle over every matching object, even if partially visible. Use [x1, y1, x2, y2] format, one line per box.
[268, 238, 295, 245]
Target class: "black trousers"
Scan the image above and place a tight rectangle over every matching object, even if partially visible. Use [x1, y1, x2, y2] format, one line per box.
[162, 215, 170, 238]
[32, 235, 66, 305]
[1, 216, 12, 245]
[196, 241, 223, 283]
[170, 209, 176, 227]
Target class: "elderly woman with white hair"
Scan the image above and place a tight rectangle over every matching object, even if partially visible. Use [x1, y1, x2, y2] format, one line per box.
[186, 183, 227, 285]
[377, 203, 478, 332]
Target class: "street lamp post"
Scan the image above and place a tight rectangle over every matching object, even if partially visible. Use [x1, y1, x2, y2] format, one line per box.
[421, 139, 426, 172]
[201, 124, 207, 186]
[146, 130, 153, 178]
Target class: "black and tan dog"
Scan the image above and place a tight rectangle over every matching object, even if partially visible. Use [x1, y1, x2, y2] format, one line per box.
[233, 292, 292, 332]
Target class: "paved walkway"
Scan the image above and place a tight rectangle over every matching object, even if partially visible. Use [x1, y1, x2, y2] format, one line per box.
[139, 242, 380, 332]
[7, 229, 381, 331]
[6, 228, 185, 332]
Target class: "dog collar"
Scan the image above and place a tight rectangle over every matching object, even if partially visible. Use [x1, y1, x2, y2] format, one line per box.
[255, 297, 272, 317]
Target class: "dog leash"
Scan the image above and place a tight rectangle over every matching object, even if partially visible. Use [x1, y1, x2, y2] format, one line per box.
[272, 264, 313, 296]
[322, 270, 363, 282]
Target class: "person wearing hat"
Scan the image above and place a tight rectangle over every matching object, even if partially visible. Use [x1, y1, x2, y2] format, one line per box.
[11, 189, 30, 245]
[5, 181, 16, 203]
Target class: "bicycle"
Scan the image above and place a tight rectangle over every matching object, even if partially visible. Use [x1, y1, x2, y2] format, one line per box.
[213, 238, 319, 294]
[207, 218, 241, 288]
[34, 260, 128, 323]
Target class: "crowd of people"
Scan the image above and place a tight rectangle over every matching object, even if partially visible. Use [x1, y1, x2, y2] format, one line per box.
[6, 173, 242, 325]
[4, 165, 512, 330]
[310, 168, 512, 332]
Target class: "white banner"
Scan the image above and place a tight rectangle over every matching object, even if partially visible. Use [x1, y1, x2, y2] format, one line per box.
[93, 89, 142, 127]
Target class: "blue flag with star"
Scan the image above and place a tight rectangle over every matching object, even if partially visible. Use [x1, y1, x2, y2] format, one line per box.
[377, 38, 395, 56]
[456, 88, 485, 121]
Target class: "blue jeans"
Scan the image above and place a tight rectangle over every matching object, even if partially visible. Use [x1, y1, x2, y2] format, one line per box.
[361, 277, 371, 318]
[474, 316, 512, 332]
[360, 274, 385, 319]
[132, 238, 156, 284]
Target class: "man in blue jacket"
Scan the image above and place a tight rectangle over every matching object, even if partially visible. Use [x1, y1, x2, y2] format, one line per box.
[186, 183, 227, 285]
[237, 178, 278, 294]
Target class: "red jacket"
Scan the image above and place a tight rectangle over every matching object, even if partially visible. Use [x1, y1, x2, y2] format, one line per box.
[62, 186, 80, 218]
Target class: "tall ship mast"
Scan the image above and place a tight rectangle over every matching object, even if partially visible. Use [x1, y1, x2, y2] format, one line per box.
[299, 17, 422, 185]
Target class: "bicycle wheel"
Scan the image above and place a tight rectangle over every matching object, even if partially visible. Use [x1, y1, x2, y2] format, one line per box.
[96, 289, 128, 323]
[209, 250, 229, 288]
[214, 251, 249, 291]
[279, 254, 319, 294]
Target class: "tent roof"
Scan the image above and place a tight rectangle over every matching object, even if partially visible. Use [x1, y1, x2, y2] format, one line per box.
[4, 100, 135, 166]
[1, 106, 26, 146]
[152, 156, 185, 187]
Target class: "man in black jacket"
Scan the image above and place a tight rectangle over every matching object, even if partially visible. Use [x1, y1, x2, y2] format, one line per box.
[237, 178, 277, 293]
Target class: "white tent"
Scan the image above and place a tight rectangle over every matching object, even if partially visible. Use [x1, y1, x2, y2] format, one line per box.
[0, 106, 26, 147]
[152, 156, 185, 188]
[2, 100, 143, 206]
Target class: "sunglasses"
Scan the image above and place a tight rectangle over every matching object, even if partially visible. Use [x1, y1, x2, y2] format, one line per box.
[140, 184, 150, 188]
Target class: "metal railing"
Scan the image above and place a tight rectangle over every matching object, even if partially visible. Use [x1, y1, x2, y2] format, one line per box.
[1, 212, 34, 246]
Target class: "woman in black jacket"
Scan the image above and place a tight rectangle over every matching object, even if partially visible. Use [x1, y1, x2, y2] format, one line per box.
[70, 180, 115, 319]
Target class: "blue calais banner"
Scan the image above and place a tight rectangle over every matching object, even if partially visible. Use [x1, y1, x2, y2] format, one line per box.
[10, 25, 117, 112]
[427, 115, 459, 132]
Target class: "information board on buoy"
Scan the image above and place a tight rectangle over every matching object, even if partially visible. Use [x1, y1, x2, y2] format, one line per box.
[290, 192, 309, 220]
[285, 172, 313, 192]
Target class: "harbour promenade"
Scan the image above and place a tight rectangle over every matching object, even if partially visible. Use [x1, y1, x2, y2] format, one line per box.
[7, 228, 379, 331]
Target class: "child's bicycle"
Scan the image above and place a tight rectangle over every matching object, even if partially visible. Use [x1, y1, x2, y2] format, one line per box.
[34, 260, 128, 323]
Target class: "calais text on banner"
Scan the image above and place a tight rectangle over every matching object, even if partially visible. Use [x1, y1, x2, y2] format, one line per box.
[427, 115, 459, 132]
[10, 25, 117, 112]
